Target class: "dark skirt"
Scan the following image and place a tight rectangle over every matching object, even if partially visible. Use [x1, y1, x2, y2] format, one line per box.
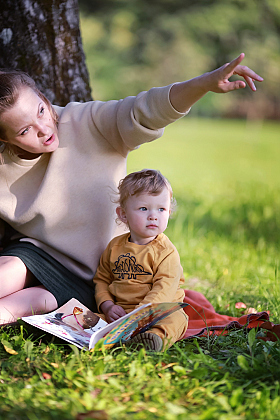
[0, 241, 97, 312]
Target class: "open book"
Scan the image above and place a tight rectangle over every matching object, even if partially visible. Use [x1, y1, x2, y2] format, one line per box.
[22, 299, 188, 350]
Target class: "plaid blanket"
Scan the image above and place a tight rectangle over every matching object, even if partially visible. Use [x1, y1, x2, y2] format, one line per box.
[182, 290, 278, 341]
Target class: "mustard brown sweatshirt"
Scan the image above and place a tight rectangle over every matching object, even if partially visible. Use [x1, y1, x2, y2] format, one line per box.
[94, 233, 185, 312]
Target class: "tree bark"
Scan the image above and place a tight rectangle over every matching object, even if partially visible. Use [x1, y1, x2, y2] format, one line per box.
[0, 0, 92, 105]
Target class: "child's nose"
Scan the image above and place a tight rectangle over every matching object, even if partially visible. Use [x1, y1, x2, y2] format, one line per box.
[149, 213, 157, 220]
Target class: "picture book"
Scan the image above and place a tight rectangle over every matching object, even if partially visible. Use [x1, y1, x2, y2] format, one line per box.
[22, 299, 188, 350]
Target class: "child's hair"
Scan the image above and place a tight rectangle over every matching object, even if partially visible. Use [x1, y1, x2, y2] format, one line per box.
[0, 69, 58, 150]
[117, 169, 176, 211]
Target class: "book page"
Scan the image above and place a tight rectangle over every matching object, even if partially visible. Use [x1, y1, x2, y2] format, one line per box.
[23, 300, 188, 350]
[102, 302, 188, 347]
[22, 298, 107, 349]
[89, 302, 188, 349]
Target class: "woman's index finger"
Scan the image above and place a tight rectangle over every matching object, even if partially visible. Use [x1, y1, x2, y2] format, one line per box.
[224, 53, 245, 75]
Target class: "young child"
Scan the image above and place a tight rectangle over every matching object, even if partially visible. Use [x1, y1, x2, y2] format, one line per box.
[93, 169, 188, 351]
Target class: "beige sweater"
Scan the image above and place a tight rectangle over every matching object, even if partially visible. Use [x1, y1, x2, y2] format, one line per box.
[0, 85, 186, 281]
[94, 233, 185, 312]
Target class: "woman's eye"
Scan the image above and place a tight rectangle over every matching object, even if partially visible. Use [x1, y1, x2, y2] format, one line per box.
[40, 106, 45, 115]
[20, 127, 29, 135]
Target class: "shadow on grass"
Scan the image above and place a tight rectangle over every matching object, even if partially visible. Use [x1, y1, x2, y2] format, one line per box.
[0, 407, 75, 420]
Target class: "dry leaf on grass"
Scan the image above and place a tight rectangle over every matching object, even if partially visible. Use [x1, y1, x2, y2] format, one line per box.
[76, 410, 108, 420]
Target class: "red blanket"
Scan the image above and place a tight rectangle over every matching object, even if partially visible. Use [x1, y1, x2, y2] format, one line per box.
[181, 289, 276, 340]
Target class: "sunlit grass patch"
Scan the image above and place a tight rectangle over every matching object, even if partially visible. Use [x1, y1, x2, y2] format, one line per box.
[1, 327, 280, 419]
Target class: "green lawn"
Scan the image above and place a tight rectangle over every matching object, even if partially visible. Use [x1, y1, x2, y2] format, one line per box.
[1, 118, 280, 420]
[128, 117, 280, 193]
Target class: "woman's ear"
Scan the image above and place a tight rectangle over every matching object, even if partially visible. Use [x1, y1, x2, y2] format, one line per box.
[116, 206, 127, 224]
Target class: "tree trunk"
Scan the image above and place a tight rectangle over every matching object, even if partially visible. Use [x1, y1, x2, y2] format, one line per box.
[0, 0, 92, 105]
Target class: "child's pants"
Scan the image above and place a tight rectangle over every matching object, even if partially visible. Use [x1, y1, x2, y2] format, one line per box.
[148, 308, 188, 349]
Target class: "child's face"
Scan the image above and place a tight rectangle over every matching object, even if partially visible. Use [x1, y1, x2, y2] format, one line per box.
[117, 188, 171, 245]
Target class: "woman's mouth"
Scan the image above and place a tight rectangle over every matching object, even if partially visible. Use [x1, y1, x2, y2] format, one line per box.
[44, 134, 55, 145]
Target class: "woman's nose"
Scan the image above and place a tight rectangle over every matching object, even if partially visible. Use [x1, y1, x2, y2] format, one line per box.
[37, 123, 48, 137]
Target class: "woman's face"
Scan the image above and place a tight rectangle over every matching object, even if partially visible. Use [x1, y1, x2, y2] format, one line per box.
[0, 87, 59, 159]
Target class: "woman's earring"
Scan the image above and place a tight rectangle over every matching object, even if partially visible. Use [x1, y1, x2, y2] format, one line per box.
[0, 142, 5, 153]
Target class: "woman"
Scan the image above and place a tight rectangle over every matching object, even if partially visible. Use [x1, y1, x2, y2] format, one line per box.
[0, 53, 262, 325]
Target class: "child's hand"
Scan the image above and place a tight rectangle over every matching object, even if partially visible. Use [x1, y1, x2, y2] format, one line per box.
[207, 53, 263, 93]
[100, 300, 127, 323]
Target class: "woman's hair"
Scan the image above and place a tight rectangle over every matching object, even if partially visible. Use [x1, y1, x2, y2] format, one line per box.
[0, 69, 58, 146]
[117, 169, 176, 212]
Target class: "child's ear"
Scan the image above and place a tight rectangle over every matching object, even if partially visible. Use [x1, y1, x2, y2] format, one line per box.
[116, 206, 127, 223]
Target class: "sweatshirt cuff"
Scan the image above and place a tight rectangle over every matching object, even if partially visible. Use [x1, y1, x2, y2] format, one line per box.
[167, 83, 191, 116]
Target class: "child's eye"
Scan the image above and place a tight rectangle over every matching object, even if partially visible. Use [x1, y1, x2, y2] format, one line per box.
[139, 207, 147, 211]
[159, 208, 165, 212]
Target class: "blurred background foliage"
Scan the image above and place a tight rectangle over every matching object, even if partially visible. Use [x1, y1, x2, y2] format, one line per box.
[78, 0, 280, 119]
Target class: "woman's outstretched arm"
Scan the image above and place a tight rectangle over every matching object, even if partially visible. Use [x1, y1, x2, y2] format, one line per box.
[169, 53, 263, 113]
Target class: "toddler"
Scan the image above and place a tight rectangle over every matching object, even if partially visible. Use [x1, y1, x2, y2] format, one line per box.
[93, 169, 188, 351]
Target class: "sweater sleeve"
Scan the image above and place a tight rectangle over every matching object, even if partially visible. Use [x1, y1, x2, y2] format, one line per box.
[93, 245, 115, 311]
[114, 84, 187, 151]
[54, 84, 187, 158]
[136, 247, 185, 307]
[88, 84, 187, 156]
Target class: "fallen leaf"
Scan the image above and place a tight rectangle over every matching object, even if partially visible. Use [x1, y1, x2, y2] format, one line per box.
[43, 346, 50, 354]
[121, 391, 133, 402]
[76, 410, 108, 420]
[42, 372, 52, 380]
[50, 363, 59, 368]
[95, 372, 121, 380]
[148, 408, 157, 413]
[161, 363, 177, 369]
[3, 345, 18, 355]
[235, 302, 247, 309]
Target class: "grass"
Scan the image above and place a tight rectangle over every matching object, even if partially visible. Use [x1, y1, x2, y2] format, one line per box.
[1, 118, 280, 419]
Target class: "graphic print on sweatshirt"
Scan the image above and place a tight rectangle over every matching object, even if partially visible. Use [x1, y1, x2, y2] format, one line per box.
[112, 253, 152, 280]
